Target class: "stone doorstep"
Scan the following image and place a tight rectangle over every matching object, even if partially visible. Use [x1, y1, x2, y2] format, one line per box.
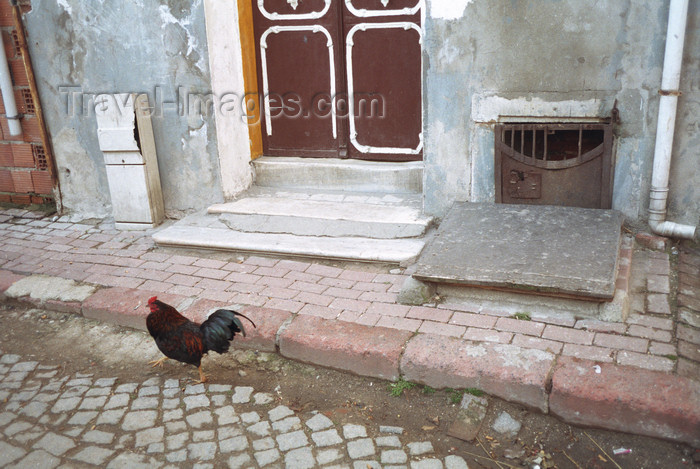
[2, 272, 699, 447]
[406, 234, 634, 323]
[413, 203, 625, 303]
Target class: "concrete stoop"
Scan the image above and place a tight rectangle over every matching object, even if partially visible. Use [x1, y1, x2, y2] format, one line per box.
[2, 272, 699, 447]
[407, 202, 630, 322]
[153, 187, 433, 265]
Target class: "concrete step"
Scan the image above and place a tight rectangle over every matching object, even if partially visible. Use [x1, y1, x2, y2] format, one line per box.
[408, 202, 629, 322]
[253, 156, 423, 193]
[153, 212, 426, 264]
[208, 191, 432, 239]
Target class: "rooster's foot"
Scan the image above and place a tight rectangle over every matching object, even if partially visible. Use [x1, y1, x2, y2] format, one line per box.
[149, 357, 168, 368]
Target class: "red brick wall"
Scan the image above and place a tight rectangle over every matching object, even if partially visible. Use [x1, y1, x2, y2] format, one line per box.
[0, 0, 53, 206]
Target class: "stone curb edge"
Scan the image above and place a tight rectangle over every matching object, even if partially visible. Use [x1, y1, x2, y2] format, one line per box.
[1, 270, 698, 448]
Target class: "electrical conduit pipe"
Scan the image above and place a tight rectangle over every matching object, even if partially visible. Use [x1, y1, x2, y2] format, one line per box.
[0, 24, 21, 136]
[648, 0, 697, 240]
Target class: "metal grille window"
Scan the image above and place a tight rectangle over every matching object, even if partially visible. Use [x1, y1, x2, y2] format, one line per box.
[495, 123, 614, 209]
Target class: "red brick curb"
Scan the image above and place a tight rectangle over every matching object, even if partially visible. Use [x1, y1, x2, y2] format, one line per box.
[1, 269, 699, 448]
[278, 314, 411, 381]
[400, 333, 554, 413]
[81, 287, 187, 331]
[550, 357, 700, 447]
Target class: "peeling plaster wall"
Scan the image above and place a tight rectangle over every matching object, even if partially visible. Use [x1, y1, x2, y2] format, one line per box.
[668, 3, 699, 227]
[25, 0, 222, 219]
[423, 0, 697, 227]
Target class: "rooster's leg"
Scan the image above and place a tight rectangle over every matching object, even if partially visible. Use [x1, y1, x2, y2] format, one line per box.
[148, 356, 168, 367]
[197, 365, 208, 383]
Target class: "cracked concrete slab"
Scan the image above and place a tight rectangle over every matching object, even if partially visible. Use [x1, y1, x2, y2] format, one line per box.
[4, 275, 97, 303]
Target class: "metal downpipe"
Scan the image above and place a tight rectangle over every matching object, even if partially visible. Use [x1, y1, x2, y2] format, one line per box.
[648, 0, 697, 240]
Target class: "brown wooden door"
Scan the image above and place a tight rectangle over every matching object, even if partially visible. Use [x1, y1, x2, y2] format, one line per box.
[252, 0, 422, 161]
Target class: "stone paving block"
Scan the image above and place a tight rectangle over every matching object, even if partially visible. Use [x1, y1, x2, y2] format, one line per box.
[285, 446, 316, 469]
[14, 449, 60, 469]
[401, 333, 554, 412]
[445, 454, 470, 469]
[252, 436, 275, 451]
[380, 425, 404, 435]
[408, 441, 434, 455]
[214, 406, 239, 425]
[32, 431, 75, 456]
[343, 424, 367, 439]
[220, 435, 248, 453]
[122, 410, 158, 431]
[447, 393, 488, 442]
[347, 437, 375, 459]
[240, 411, 260, 424]
[306, 412, 334, 431]
[269, 405, 294, 422]
[184, 394, 210, 410]
[0, 440, 26, 466]
[279, 315, 411, 380]
[67, 411, 98, 425]
[381, 449, 408, 464]
[82, 287, 186, 330]
[273, 416, 302, 433]
[277, 429, 309, 451]
[247, 420, 271, 437]
[188, 441, 217, 461]
[376, 435, 402, 447]
[82, 429, 115, 444]
[255, 448, 280, 466]
[186, 410, 214, 428]
[231, 386, 254, 404]
[412, 458, 443, 469]
[550, 357, 700, 447]
[317, 448, 343, 465]
[312, 428, 343, 447]
[96, 408, 126, 425]
[135, 426, 164, 447]
[253, 392, 274, 404]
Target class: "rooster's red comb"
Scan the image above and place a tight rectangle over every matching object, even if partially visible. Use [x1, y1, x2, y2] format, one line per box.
[147, 296, 158, 305]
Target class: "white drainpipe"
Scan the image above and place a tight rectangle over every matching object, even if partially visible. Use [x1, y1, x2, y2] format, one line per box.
[648, 0, 697, 240]
[0, 27, 21, 136]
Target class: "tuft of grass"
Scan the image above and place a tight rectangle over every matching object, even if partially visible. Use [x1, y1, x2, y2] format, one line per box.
[664, 354, 678, 361]
[512, 312, 531, 321]
[465, 387, 484, 397]
[421, 385, 436, 395]
[446, 388, 463, 404]
[388, 377, 416, 397]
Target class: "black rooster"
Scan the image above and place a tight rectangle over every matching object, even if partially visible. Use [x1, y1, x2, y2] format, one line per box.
[146, 296, 256, 382]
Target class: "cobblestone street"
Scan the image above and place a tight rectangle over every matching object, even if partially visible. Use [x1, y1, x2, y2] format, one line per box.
[0, 349, 465, 469]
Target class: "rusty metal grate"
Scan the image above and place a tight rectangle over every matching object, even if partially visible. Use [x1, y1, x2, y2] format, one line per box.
[32, 144, 47, 169]
[495, 122, 614, 209]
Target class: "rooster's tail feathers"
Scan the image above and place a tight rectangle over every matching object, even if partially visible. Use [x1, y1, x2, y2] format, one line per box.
[200, 309, 256, 354]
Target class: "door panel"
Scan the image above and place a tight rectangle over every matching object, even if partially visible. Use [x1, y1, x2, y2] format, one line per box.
[260, 28, 337, 154]
[252, 0, 422, 161]
[345, 24, 422, 160]
[253, 0, 341, 157]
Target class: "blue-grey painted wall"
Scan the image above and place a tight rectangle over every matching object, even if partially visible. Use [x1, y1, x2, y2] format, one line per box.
[424, 0, 698, 227]
[23, 0, 698, 229]
[25, 0, 222, 219]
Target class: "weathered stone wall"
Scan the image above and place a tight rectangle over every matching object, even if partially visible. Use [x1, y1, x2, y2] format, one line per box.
[424, 0, 698, 227]
[26, 0, 222, 219]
